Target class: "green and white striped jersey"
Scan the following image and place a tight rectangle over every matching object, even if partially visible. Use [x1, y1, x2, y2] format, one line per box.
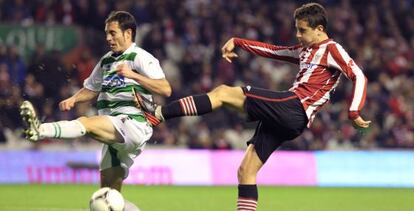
[83, 43, 165, 121]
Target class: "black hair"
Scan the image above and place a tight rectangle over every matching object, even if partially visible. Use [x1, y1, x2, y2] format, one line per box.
[294, 3, 328, 32]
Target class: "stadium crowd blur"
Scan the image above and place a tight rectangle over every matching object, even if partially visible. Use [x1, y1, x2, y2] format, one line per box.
[1, 0, 413, 150]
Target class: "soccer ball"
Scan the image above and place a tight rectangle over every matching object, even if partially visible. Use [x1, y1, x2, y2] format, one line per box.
[89, 187, 125, 211]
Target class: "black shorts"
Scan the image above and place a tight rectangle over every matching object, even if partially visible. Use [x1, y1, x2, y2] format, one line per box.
[242, 86, 308, 163]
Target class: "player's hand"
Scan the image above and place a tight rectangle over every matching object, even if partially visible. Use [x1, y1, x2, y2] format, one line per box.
[221, 38, 238, 63]
[352, 116, 371, 134]
[116, 63, 136, 79]
[59, 97, 76, 111]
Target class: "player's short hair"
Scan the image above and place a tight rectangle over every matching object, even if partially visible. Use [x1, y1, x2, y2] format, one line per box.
[105, 11, 137, 42]
[294, 3, 327, 32]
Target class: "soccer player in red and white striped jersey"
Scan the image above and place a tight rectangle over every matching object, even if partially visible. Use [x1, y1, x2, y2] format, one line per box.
[231, 29, 367, 126]
[136, 3, 370, 210]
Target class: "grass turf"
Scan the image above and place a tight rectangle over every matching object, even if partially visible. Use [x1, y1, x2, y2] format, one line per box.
[0, 184, 413, 211]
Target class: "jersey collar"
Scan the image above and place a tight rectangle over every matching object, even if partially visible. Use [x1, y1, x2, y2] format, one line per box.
[111, 43, 136, 58]
[310, 38, 332, 48]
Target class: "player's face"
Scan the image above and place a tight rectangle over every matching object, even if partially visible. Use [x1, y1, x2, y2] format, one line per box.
[295, 19, 321, 47]
[105, 21, 132, 53]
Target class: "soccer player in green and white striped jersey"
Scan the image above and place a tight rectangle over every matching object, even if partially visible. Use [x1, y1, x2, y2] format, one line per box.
[20, 11, 171, 210]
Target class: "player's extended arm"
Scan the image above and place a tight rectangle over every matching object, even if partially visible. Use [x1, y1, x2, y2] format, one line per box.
[116, 63, 172, 97]
[223, 37, 301, 64]
[327, 44, 371, 129]
[59, 88, 99, 111]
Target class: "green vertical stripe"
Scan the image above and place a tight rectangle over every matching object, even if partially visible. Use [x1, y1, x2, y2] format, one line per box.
[56, 123, 61, 138]
[52, 123, 58, 138]
[108, 145, 121, 167]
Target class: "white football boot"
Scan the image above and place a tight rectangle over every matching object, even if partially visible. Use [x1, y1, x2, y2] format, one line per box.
[20, 101, 41, 142]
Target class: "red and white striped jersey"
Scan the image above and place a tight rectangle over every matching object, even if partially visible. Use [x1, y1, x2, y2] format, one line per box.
[234, 38, 367, 127]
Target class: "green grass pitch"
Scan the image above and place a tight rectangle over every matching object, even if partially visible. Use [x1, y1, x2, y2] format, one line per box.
[0, 184, 413, 211]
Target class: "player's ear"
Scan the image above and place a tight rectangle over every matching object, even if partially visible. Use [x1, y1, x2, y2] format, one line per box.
[316, 25, 325, 33]
[124, 28, 133, 41]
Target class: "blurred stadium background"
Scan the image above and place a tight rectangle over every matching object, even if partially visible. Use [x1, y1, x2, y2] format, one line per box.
[1, 0, 414, 210]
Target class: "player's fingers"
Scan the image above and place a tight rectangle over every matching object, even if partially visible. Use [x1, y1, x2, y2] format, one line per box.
[361, 124, 369, 128]
[59, 102, 64, 111]
[63, 104, 70, 111]
[63, 102, 74, 111]
[362, 120, 371, 128]
[223, 55, 232, 63]
[60, 104, 67, 111]
[221, 49, 230, 57]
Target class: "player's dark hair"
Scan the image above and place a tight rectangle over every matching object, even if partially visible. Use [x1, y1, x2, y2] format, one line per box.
[105, 11, 137, 42]
[294, 3, 327, 32]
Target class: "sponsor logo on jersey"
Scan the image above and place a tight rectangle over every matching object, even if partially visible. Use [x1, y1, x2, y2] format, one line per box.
[300, 62, 318, 70]
[102, 74, 126, 88]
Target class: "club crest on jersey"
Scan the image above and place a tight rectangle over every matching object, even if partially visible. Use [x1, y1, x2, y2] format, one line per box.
[348, 59, 355, 67]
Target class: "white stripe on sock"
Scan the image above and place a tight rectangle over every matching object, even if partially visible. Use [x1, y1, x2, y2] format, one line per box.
[184, 97, 195, 115]
[181, 97, 193, 115]
[188, 96, 197, 115]
[179, 99, 188, 115]
[237, 206, 256, 211]
[182, 97, 191, 115]
[238, 199, 257, 205]
[237, 198, 257, 211]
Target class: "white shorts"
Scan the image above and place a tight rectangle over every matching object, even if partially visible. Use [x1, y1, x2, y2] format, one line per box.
[100, 114, 153, 178]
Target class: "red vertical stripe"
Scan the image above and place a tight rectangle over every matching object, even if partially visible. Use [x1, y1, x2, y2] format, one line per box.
[306, 46, 331, 106]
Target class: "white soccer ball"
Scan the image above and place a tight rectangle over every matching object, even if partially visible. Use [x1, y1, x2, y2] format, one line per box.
[89, 187, 125, 211]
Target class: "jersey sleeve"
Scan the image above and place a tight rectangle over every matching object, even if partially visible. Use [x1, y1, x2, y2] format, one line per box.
[233, 38, 301, 64]
[83, 60, 103, 92]
[133, 49, 166, 79]
[327, 43, 367, 120]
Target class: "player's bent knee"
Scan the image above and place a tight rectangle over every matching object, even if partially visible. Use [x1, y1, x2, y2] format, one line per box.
[77, 116, 92, 132]
[210, 85, 234, 99]
[215, 84, 232, 92]
[237, 165, 254, 179]
[77, 116, 102, 135]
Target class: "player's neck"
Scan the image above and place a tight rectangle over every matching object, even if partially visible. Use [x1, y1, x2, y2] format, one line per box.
[309, 34, 329, 47]
[316, 34, 329, 43]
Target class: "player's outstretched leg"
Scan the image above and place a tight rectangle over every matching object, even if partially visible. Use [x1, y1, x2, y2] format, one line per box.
[135, 92, 212, 127]
[20, 101, 41, 142]
[20, 100, 87, 142]
[134, 85, 245, 127]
